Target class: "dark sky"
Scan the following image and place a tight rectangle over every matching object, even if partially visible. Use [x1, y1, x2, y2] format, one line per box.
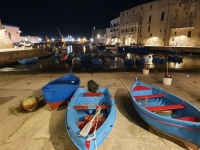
[0, 0, 151, 40]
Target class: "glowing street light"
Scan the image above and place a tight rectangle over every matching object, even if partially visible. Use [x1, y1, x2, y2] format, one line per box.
[52, 38, 54, 41]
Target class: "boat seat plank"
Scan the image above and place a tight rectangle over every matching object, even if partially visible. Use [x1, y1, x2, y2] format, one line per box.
[83, 92, 102, 97]
[74, 105, 110, 110]
[146, 104, 185, 111]
[176, 116, 200, 122]
[133, 86, 151, 91]
[134, 94, 165, 100]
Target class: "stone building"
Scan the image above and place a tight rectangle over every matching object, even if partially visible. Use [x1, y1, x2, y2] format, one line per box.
[0, 20, 13, 48]
[92, 28, 106, 44]
[109, 0, 200, 46]
[2, 24, 21, 43]
[21, 36, 41, 43]
[106, 17, 120, 45]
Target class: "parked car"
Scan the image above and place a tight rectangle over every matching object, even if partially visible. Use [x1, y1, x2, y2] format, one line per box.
[13, 42, 21, 47]
[19, 41, 33, 47]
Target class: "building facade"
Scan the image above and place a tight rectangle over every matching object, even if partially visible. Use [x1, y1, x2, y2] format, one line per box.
[108, 0, 200, 46]
[92, 29, 106, 44]
[106, 17, 120, 45]
[21, 36, 41, 43]
[2, 24, 21, 43]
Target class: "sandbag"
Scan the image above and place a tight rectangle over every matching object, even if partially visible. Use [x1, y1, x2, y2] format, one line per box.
[87, 80, 99, 93]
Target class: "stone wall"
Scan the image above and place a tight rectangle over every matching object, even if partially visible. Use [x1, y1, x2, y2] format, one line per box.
[0, 46, 53, 66]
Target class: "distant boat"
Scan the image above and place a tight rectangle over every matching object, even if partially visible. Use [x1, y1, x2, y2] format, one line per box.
[130, 76, 200, 148]
[18, 57, 38, 64]
[41, 70, 80, 110]
[52, 53, 61, 59]
[124, 59, 134, 66]
[66, 87, 116, 150]
[118, 45, 149, 54]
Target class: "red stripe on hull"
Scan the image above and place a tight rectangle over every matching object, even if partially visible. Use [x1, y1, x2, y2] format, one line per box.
[46, 100, 68, 110]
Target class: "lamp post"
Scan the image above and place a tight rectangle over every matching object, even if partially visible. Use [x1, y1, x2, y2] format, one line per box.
[92, 27, 95, 43]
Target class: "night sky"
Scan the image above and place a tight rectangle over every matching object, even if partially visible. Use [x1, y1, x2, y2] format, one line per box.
[0, 0, 152, 40]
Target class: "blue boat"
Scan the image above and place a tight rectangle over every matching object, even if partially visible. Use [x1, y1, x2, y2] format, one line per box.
[52, 53, 61, 59]
[41, 70, 80, 110]
[92, 58, 103, 69]
[66, 88, 116, 150]
[118, 45, 149, 54]
[18, 57, 38, 64]
[124, 59, 134, 66]
[130, 76, 200, 148]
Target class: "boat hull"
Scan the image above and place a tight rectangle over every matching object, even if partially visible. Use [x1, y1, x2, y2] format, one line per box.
[41, 73, 80, 110]
[18, 57, 38, 64]
[130, 81, 200, 147]
[66, 88, 116, 150]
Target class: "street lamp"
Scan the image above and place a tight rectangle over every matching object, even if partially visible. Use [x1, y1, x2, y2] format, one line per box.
[92, 27, 95, 43]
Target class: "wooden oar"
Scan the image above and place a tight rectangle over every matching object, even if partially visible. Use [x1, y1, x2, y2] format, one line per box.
[78, 106, 101, 137]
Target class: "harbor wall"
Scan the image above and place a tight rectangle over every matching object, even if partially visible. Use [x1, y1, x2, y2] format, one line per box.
[148, 46, 200, 54]
[0, 46, 53, 67]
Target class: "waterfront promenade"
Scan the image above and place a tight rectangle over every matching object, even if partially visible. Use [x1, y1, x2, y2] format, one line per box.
[0, 71, 199, 150]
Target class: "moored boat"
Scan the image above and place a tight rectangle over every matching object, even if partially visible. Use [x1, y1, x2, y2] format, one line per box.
[66, 87, 116, 150]
[130, 76, 200, 148]
[41, 70, 80, 110]
[124, 59, 134, 66]
[18, 57, 38, 64]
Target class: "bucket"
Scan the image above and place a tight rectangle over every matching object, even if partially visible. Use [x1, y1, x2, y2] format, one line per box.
[163, 77, 172, 85]
[143, 69, 149, 75]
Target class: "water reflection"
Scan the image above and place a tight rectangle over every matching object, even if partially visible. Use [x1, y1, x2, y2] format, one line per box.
[1, 47, 200, 73]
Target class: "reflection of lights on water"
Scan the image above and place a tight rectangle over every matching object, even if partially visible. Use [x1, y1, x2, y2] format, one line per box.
[83, 46, 86, 53]
[39, 65, 42, 69]
[174, 62, 178, 68]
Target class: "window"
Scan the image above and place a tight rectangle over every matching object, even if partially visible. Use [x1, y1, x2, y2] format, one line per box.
[149, 15, 152, 23]
[123, 13, 124, 16]
[132, 28, 133, 32]
[141, 6, 143, 10]
[187, 31, 191, 37]
[161, 12, 165, 21]
[148, 26, 150, 32]
[126, 28, 127, 32]
[150, 5, 152, 9]
[175, 32, 177, 35]
[133, 9, 134, 13]
[150, 33, 152, 37]
[127, 11, 128, 15]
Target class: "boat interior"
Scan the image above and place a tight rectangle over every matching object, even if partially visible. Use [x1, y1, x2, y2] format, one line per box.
[132, 84, 200, 122]
[73, 91, 112, 134]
